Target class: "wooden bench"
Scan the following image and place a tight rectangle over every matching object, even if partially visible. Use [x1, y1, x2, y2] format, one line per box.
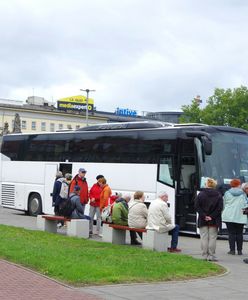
[37, 215, 89, 238]
[102, 222, 169, 252]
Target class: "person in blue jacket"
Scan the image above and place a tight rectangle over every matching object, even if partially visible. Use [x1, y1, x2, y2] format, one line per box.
[222, 178, 248, 255]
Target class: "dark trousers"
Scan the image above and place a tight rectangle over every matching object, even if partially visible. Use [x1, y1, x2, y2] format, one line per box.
[54, 205, 64, 226]
[226, 222, 244, 252]
[169, 224, 180, 249]
[130, 231, 142, 242]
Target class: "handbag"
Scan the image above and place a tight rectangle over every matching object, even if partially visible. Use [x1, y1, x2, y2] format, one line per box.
[101, 198, 113, 222]
[243, 207, 248, 215]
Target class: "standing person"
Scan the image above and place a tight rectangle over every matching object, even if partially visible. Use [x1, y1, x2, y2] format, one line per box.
[70, 168, 89, 214]
[99, 177, 112, 212]
[222, 178, 248, 255]
[89, 174, 104, 235]
[146, 191, 181, 253]
[112, 194, 141, 245]
[128, 191, 148, 241]
[70, 186, 91, 220]
[195, 178, 223, 261]
[52, 172, 72, 215]
[52, 172, 72, 227]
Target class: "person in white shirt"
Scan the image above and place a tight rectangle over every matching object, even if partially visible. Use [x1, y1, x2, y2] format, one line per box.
[146, 191, 181, 252]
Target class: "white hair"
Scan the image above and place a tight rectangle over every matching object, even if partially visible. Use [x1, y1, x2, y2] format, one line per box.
[158, 191, 168, 198]
[122, 193, 131, 200]
[242, 182, 248, 190]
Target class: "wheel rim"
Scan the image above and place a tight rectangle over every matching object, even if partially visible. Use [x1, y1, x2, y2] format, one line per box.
[30, 197, 39, 214]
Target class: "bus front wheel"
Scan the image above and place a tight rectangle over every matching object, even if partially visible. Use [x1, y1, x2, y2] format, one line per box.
[28, 193, 42, 216]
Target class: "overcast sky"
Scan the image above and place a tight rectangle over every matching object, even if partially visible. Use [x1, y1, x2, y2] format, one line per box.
[0, 0, 248, 114]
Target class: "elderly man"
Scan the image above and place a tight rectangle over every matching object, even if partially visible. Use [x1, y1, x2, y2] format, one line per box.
[146, 191, 181, 252]
[69, 168, 89, 214]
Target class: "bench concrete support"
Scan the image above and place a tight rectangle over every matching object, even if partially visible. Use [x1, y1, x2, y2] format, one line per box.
[102, 223, 126, 244]
[142, 230, 169, 252]
[112, 228, 126, 244]
[67, 219, 89, 238]
[37, 215, 57, 233]
[102, 223, 113, 243]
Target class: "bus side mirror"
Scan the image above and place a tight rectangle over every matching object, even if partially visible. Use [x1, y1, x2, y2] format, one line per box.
[201, 136, 212, 155]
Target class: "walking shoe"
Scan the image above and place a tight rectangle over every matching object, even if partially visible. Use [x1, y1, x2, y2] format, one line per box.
[208, 255, 218, 262]
[57, 223, 63, 229]
[227, 250, 235, 255]
[131, 240, 142, 245]
[168, 247, 182, 253]
[238, 251, 243, 255]
[243, 258, 248, 264]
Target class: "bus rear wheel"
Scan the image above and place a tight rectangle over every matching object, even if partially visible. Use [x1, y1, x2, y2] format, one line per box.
[28, 193, 42, 216]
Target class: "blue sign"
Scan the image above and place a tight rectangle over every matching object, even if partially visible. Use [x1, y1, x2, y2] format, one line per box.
[115, 107, 137, 117]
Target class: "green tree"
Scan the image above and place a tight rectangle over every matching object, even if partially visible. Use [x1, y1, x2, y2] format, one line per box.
[180, 86, 248, 130]
[180, 99, 202, 123]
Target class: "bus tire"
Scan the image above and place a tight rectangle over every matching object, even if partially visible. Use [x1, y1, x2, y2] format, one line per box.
[28, 193, 42, 216]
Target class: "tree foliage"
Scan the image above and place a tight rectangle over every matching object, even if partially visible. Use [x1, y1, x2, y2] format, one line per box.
[180, 86, 248, 130]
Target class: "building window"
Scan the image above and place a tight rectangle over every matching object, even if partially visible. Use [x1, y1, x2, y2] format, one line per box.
[21, 120, 27, 130]
[67, 124, 72, 129]
[50, 123, 55, 132]
[31, 121, 36, 130]
[59, 124, 63, 130]
[76, 125, 80, 129]
[41, 122, 46, 131]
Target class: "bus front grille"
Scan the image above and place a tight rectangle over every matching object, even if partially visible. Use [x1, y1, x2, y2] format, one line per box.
[1, 184, 15, 207]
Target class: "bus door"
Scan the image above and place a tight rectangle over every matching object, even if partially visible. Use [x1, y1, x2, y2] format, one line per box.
[157, 155, 176, 224]
[175, 140, 197, 233]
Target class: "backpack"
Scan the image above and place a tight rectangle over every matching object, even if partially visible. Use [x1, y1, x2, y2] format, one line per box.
[58, 196, 75, 218]
[59, 181, 69, 199]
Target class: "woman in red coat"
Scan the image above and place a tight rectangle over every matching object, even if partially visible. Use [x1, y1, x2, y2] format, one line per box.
[89, 175, 104, 235]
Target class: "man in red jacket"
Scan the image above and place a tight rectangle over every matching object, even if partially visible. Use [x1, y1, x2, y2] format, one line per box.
[70, 168, 89, 214]
[89, 174, 104, 235]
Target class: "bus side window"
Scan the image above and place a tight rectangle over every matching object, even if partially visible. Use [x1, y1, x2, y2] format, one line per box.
[158, 156, 174, 186]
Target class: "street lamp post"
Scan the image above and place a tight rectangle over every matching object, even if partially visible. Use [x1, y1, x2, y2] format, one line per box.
[80, 89, 95, 126]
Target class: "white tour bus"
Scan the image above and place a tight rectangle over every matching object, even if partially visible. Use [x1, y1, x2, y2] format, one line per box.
[1, 121, 248, 234]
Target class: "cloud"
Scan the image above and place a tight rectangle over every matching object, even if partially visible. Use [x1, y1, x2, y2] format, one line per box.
[1, 0, 248, 114]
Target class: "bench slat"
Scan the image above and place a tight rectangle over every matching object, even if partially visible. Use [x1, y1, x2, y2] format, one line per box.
[42, 215, 71, 221]
[109, 224, 146, 233]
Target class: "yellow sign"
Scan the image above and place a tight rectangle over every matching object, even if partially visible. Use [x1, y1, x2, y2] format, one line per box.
[57, 95, 94, 112]
[58, 95, 94, 105]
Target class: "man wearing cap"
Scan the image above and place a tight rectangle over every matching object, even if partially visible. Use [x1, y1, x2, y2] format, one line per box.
[70, 186, 91, 220]
[89, 175, 104, 235]
[69, 168, 89, 214]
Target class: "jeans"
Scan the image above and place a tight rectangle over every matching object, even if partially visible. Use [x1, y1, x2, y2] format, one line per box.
[89, 206, 101, 232]
[169, 224, 180, 249]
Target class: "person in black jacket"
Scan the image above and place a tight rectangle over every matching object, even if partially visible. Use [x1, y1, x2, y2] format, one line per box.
[195, 178, 223, 261]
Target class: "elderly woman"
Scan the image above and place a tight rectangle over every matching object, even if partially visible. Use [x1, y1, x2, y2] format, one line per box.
[222, 178, 248, 255]
[128, 191, 148, 229]
[195, 178, 223, 261]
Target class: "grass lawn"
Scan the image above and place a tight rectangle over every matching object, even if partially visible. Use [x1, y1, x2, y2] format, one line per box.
[0, 225, 225, 286]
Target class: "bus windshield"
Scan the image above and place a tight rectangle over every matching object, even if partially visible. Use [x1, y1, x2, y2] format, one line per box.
[200, 131, 248, 185]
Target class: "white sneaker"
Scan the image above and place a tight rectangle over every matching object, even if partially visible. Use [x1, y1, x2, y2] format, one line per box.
[98, 233, 103, 237]
[57, 223, 62, 229]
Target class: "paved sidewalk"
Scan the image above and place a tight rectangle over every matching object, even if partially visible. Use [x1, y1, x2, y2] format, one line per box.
[0, 260, 101, 300]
